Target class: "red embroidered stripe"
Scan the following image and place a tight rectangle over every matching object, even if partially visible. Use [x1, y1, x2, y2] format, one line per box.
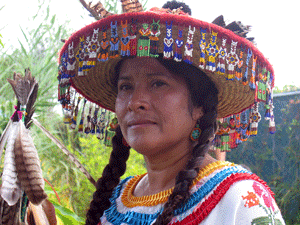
[173, 173, 274, 225]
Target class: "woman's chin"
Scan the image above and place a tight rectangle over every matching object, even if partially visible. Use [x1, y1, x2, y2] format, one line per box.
[126, 134, 162, 155]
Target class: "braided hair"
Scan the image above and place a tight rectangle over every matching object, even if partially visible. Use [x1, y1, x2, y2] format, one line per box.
[154, 59, 218, 224]
[85, 126, 130, 225]
[85, 58, 218, 224]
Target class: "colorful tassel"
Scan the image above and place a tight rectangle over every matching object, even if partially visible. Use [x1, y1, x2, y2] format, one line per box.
[239, 110, 249, 141]
[235, 45, 245, 81]
[90, 105, 100, 134]
[249, 103, 261, 136]
[70, 97, 81, 130]
[137, 23, 151, 57]
[198, 28, 207, 69]
[83, 36, 91, 72]
[226, 40, 239, 80]
[98, 26, 110, 62]
[205, 31, 219, 71]
[76, 36, 86, 76]
[67, 42, 76, 77]
[149, 19, 161, 57]
[110, 21, 120, 58]
[249, 56, 257, 89]
[121, 20, 131, 57]
[128, 19, 138, 56]
[174, 27, 184, 62]
[97, 109, 107, 140]
[243, 48, 252, 85]
[216, 38, 227, 75]
[184, 26, 195, 64]
[78, 98, 87, 133]
[84, 103, 93, 134]
[88, 29, 100, 67]
[163, 22, 174, 59]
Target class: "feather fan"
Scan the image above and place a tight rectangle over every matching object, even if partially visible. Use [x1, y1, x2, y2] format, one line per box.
[14, 120, 47, 205]
[0, 122, 22, 206]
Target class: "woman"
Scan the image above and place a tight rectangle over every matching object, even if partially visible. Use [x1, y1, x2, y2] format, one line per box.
[58, 1, 284, 224]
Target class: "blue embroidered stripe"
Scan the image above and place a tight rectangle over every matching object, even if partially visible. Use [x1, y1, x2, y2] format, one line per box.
[104, 166, 251, 225]
[173, 166, 251, 215]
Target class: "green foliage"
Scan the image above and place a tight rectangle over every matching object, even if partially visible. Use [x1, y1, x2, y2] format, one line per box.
[273, 85, 300, 94]
[0, 34, 3, 48]
[63, 133, 146, 217]
[49, 199, 85, 225]
[0, 4, 69, 115]
[227, 90, 300, 224]
[33, 110, 146, 218]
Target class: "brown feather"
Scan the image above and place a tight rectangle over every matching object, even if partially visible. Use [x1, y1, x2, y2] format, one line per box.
[14, 121, 47, 205]
[25, 83, 39, 129]
[79, 0, 114, 20]
[212, 15, 225, 27]
[121, 0, 143, 13]
[90, 1, 114, 19]
[42, 199, 57, 225]
[28, 202, 50, 225]
[0, 122, 22, 206]
[0, 195, 22, 225]
[0, 120, 12, 160]
[7, 69, 37, 106]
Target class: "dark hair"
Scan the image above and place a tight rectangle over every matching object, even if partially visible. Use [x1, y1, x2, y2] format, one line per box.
[162, 0, 192, 15]
[153, 59, 218, 224]
[85, 58, 218, 225]
[85, 126, 130, 225]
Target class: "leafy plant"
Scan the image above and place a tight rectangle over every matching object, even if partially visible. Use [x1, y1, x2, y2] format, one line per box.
[49, 199, 85, 225]
[0, 34, 3, 48]
[227, 91, 300, 224]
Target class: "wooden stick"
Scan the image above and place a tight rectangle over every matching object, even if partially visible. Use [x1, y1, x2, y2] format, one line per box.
[32, 118, 96, 187]
[79, 0, 114, 20]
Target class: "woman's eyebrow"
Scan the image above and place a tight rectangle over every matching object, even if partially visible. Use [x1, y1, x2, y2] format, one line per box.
[146, 72, 166, 77]
[118, 72, 171, 81]
[118, 76, 132, 81]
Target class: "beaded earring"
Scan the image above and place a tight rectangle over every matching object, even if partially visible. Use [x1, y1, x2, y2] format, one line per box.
[190, 122, 201, 141]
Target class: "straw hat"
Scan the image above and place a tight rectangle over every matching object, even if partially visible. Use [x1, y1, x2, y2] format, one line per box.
[58, 0, 275, 151]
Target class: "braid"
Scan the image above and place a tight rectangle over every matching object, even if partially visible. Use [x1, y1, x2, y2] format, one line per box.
[154, 98, 218, 224]
[85, 126, 130, 225]
[153, 59, 219, 225]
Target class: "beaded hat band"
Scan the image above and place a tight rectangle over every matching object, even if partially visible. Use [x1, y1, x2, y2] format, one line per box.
[58, 3, 275, 151]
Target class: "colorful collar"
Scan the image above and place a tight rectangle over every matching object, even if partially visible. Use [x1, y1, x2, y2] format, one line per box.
[104, 163, 255, 224]
[121, 161, 235, 207]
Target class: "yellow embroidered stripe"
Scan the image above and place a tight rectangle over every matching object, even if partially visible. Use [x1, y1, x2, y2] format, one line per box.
[121, 161, 235, 207]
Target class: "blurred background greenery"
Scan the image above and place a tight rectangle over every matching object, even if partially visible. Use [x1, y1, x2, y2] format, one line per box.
[0, 0, 299, 224]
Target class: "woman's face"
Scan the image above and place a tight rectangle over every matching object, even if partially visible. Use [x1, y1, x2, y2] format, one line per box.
[115, 57, 203, 157]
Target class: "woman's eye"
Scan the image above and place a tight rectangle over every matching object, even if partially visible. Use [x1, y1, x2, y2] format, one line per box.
[152, 80, 167, 88]
[119, 84, 132, 91]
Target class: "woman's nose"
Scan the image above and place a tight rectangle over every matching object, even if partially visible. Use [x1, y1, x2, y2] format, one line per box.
[127, 86, 150, 112]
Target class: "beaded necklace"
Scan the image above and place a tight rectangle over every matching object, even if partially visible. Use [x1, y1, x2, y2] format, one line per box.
[121, 161, 234, 207]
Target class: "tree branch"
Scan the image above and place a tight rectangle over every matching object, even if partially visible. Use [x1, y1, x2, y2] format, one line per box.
[32, 118, 96, 187]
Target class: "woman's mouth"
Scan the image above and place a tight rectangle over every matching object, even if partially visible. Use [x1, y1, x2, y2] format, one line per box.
[127, 120, 157, 128]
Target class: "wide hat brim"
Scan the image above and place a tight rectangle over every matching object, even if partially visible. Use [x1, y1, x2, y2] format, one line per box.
[58, 11, 274, 119]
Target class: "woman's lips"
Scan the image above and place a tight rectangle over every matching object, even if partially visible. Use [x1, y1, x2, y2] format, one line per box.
[127, 120, 157, 128]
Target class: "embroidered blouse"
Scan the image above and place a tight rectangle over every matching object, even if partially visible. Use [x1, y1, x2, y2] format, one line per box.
[99, 161, 285, 225]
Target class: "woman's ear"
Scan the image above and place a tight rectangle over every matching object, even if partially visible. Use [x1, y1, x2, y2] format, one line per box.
[192, 106, 204, 121]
